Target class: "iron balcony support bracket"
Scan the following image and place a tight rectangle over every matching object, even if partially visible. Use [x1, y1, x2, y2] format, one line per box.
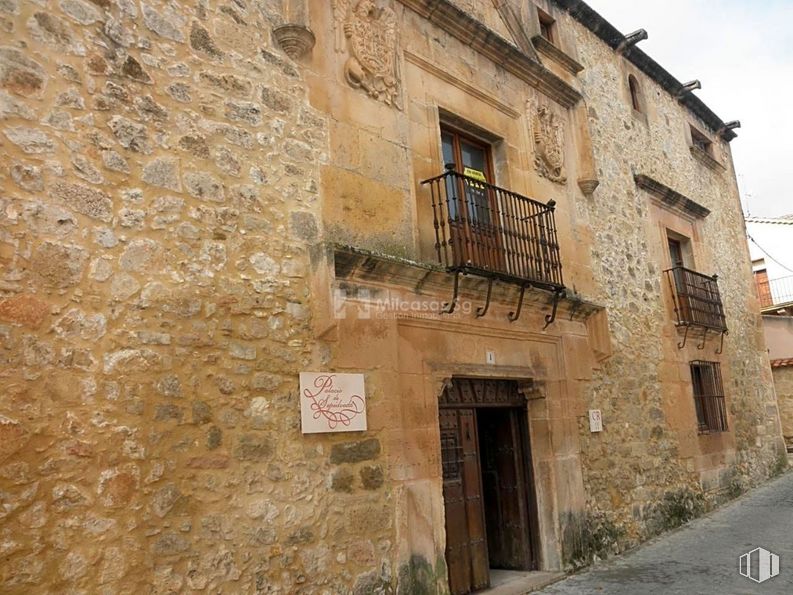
[543, 289, 565, 330]
[508, 284, 527, 322]
[716, 330, 727, 355]
[676, 324, 728, 354]
[476, 278, 494, 318]
[698, 327, 709, 350]
[442, 271, 461, 314]
[678, 324, 690, 350]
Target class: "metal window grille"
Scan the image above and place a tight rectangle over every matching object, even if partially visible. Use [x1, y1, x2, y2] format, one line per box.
[689, 360, 728, 433]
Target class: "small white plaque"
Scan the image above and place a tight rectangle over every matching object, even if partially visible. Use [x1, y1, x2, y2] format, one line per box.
[300, 372, 367, 434]
[589, 409, 603, 433]
[486, 351, 496, 365]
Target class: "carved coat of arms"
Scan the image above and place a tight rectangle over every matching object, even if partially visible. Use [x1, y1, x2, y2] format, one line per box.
[530, 102, 567, 184]
[332, 0, 402, 109]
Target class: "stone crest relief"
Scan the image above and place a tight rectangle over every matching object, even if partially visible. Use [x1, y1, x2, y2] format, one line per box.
[332, 0, 402, 109]
[529, 100, 567, 184]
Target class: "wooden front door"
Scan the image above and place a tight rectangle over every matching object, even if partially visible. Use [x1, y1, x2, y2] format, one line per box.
[440, 408, 489, 595]
[478, 408, 536, 570]
[439, 379, 539, 595]
[441, 128, 504, 273]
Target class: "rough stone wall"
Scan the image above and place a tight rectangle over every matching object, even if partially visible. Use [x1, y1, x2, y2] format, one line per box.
[558, 8, 784, 556]
[774, 366, 793, 448]
[0, 1, 395, 592]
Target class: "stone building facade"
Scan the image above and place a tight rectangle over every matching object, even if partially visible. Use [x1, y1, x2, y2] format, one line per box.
[0, 0, 785, 593]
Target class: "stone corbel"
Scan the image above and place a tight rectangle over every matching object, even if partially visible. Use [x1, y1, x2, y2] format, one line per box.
[274, 0, 316, 59]
[577, 177, 599, 197]
[517, 379, 546, 401]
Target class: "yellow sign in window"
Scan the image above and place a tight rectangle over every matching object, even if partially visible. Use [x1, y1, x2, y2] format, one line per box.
[463, 167, 487, 183]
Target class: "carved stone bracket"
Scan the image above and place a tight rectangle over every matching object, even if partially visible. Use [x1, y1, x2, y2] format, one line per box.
[529, 99, 567, 184]
[273, 24, 316, 59]
[332, 0, 402, 109]
[517, 379, 545, 401]
[577, 177, 599, 197]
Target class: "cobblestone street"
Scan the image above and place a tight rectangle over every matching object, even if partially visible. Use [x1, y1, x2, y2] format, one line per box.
[540, 471, 793, 594]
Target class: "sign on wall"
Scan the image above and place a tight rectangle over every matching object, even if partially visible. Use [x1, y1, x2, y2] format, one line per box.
[299, 372, 367, 434]
[589, 409, 603, 433]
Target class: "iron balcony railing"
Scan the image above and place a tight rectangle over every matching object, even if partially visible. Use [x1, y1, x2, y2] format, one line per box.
[756, 274, 793, 308]
[421, 167, 563, 290]
[665, 266, 727, 331]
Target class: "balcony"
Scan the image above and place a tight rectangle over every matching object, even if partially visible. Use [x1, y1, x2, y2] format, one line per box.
[755, 274, 793, 310]
[665, 266, 727, 332]
[421, 167, 564, 292]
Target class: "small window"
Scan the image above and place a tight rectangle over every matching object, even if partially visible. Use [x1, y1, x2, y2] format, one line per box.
[666, 232, 692, 268]
[628, 75, 642, 113]
[689, 361, 728, 433]
[690, 126, 712, 155]
[441, 126, 495, 224]
[538, 9, 556, 44]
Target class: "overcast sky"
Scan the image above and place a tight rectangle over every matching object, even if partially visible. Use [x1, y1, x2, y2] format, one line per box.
[586, 0, 793, 218]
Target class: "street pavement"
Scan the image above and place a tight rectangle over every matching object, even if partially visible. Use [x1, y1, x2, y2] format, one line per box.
[538, 470, 793, 595]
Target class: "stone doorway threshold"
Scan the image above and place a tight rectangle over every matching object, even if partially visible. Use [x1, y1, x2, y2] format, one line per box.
[481, 569, 566, 594]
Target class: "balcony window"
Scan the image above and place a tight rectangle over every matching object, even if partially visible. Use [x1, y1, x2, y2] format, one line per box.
[424, 130, 563, 291]
[690, 361, 728, 433]
[665, 266, 726, 331]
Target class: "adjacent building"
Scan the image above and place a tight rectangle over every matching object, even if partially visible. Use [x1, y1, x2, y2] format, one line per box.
[0, 0, 785, 593]
[748, 215, 793, 450]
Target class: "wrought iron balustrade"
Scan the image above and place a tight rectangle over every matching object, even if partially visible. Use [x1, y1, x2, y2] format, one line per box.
[665, 266, 727, 331]
[421, 167, 564, 291]
[756, 274, 793, 308]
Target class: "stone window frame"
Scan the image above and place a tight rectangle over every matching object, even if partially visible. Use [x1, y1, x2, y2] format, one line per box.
[623, 65, 649, 126]
[686, 123, 725, 171]
[537, 7, 557, 45]
[436, 108, 509, 189]
[628, 74, 644, 114]
[665, 229, 696, 270]
[529, 3, 585, 77]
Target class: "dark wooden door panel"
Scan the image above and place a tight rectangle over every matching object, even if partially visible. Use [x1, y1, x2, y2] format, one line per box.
[440, 379, 540, 594]
[440, 408, 489, 595]
[459, 409, 489, 590]
[479, 409, 533, 569]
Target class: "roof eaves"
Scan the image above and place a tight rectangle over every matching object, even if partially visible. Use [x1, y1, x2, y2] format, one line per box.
[554, 0, 737, 142]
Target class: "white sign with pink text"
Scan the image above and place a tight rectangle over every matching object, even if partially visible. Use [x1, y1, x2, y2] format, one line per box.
[299, 372, 367, 434]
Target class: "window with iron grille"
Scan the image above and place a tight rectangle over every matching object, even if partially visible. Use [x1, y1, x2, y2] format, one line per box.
[689, 361, 728, 433]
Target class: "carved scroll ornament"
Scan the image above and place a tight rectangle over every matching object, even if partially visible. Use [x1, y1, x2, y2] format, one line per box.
[332, 0, 402, 109]
[530, 101, 567, 184]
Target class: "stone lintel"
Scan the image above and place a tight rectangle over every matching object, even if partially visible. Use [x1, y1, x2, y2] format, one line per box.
[397, 0, 582, 108]
[531, 35, 584, 75]
[635, 174, 711, 219]
[689, 145, 727, 172]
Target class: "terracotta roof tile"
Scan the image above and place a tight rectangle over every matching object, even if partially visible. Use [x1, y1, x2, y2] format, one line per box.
[771, 358, 793, 368]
